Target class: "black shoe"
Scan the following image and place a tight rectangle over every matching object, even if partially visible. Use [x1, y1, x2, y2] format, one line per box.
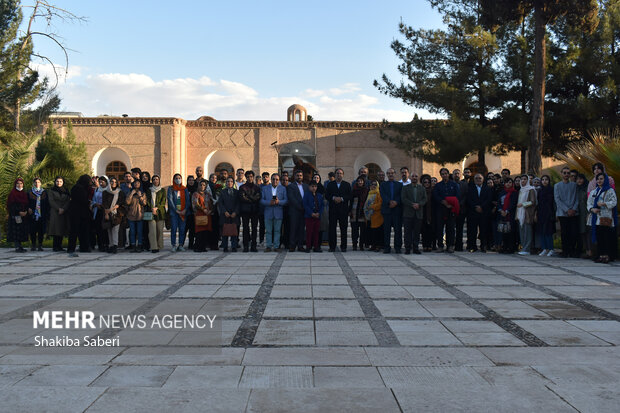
[289, 247, 296, 252]
[383, 249, 391, 254]
[243, 247, 249, 253]
[469, 248, 477, 253]
[30, 245, 36, 251]
[328, 248, 335, 252]
[112, 246, 118, 254]
[480, 248, 486, 253]
[353, 246, 358, 251]
[395, 249, 402, 254]
[250, 247, 258, 252]
[16, 247, 26, 253]
[405, 249, 411, 255]
[37, 246, 43, 251]
[152, 249, 159, 253]
[297, 247, 306, 252]
[223, 247, 229, 252]
[231, 248, 237, 252]
[130, 246, 138, 253]
[305, 249, 311, 253]
[341, 248, 347, 253]
[313, 248, 322, 253]
[413, 249, 421, 255]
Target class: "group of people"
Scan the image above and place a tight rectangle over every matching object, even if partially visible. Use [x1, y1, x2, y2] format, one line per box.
[5, 162, 617, 263]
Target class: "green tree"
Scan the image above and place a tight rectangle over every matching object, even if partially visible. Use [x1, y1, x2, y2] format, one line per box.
[35, 119, 90, 183]
[481, 0, 599, 175]
[375, 0, 502, 170]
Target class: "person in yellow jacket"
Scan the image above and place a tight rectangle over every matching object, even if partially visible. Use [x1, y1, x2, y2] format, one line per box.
[364, 180, 384, 251]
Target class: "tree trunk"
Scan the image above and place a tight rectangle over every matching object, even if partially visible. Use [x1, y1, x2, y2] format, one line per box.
[520, 148, 527, 174]
[528, 5, 546, 176]
[478, 147, 486, 174]
[13, 98, 20, 131]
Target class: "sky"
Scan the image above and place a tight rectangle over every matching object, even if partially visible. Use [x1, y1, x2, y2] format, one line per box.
[25, 0, 445, 121]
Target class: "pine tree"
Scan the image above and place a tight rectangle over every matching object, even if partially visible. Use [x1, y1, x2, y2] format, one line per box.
[375, 0, 502, 170]
[34, 120, 90, 183]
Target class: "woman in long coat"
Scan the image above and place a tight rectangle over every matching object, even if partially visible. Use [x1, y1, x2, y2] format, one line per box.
[27, 177, 49, 251]
[7, 178, 30, 252]
[67, 174, 93, 256]
[48, 176, 71, 251]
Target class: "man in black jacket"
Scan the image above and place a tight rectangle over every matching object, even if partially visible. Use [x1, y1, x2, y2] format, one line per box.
[467, 173, 491, 252]
[239, 170, 262, 252]
[287, 170, 309, 252]
[325, 168, 351, 252]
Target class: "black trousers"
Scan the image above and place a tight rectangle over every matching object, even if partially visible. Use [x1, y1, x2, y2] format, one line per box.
[259, 213, 265, 243]
[421, 220, 434, 249]
[184, 214, 195, 248]
[241, 212, 259, 249]
[194, 230, 209, 252]
[559, 216, 578, 256]
[370, 225, 383, 248]
[68, 217, 90, 253]
[53, 235, 64, 251]
[289, 211, 305, 249]
[455, 212, 466, 250]
[30, 219, 45, 245]
[329, 210, 348, 250]
[467, 212, 487, 250]
[351, 221, 368, 248]
[403, 216, 421, 251]
[435, 208, 456, 249]
[595, 225, 614, 256]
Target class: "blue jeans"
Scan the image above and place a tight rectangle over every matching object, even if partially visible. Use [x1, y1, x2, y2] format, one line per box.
[221, 235, 238, 249]
[383, 212, 402, 251]
[170, 213, 186, 247]
[265, 218, 282, 248]
[541, 233, 554, 250]
[128, 220, 143, 246]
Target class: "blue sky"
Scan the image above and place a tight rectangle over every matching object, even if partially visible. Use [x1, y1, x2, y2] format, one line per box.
[27, 0, 444, 120]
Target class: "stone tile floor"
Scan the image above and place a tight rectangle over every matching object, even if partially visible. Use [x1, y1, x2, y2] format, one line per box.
[0, 246, 619, 412]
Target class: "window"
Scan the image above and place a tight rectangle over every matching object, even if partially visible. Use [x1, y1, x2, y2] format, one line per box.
[367, 163, 381, 181]
[215, 162, 234, 174]
[105, 161, 127, 182]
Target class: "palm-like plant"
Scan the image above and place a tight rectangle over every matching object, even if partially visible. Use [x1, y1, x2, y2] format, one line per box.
[556, 129, 620, 185]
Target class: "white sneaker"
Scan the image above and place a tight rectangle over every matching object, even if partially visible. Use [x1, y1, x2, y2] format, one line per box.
[518, 251, 530, 255]
[539, 249, 548, 256]
[178, 246, 186, 252]
[547, 250, 555, 257]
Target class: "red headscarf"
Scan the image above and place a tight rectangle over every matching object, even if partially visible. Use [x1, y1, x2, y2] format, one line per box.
[502, 186, 517, 211]
[172, 181, 187, 219]
[7, 178, 28, 209]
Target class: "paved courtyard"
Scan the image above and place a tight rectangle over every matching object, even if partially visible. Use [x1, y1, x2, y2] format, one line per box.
[0, 246, 619, 412]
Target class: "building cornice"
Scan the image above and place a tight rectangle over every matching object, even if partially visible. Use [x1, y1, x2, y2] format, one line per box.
[50, 117, 392, 129]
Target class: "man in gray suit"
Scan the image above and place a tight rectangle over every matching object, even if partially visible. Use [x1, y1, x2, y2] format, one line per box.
[287, 170, 310, 252]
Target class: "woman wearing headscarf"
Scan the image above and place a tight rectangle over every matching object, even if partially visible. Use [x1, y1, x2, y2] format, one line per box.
[192, 179, 214, 252]
[27, 177, 49, 251]
[536, 175, 556, 256]
[497, 178, 518, 254]
[420, 175, 435, 252]
[207, 172, 221, 250]
[218, 176, 240, 252]
[575, 173, 590, 258]
[184, 175, 197, 250]
[587, 173, 617, 263]
[91, 176, 109, 252]
[140, 171, 152, 250]
[102, 177, 125, 254]
[7, 178, 30, 252]
[67, 174, 93, 257]
[516, 175, 537, 255]
[364, 180, 384, 252]
[350, 176, 369, 251]
[588, 163, 616, 192]
[167, 173, 191, 251]
[48, 176, 70, 252]
[313, 173, 329, 245]
[125, 179, 147, 252]
[484, 178, 497, 251]
[146, 174, 166, 253]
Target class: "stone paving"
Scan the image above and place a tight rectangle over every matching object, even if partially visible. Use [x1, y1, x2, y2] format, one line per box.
[0, 245, 619, 412]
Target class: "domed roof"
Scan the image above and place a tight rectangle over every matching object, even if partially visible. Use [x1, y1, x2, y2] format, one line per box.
[287, 104, 307, 112]
[196, 115, 216, 121]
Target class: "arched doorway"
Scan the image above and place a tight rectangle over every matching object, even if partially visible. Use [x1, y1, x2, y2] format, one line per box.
[92, 147, 132, 179]
[105, 161, 128, 182]
[215, 162, 234, 174]
[279, 142, 316, 182]
[366, 163, 381, 181]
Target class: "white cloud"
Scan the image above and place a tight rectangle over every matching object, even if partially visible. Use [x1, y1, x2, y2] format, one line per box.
[49, 67, 415, 121]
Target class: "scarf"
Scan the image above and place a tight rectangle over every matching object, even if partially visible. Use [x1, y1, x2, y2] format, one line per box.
[352, 184, 369, 220]
[502, 186, 517, 212]
[7, 179, 28, 210]
[517, 177, 534, 226]
[590, 174, 617, 243]
[105, 185, 120, 214]
[364, 186, 379, 221]
[52, 184, 69, 196]
[31, 186, 44, 220]
[172, 182, 186, 219]
[150, 185, 162, 208]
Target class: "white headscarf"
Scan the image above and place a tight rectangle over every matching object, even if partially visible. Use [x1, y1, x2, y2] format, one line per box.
[517, 176, 534, 225]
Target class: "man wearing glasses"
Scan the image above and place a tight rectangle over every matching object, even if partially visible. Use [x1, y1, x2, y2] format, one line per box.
[554, 167, 579, 258]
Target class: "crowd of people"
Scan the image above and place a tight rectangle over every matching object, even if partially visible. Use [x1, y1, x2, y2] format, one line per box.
[5, 162, 618, 263]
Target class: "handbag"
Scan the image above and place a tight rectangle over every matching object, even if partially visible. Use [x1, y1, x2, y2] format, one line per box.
[222, 222, 238, 237]
[195, 215, 209, 226]
[142, 212, 153, 221]
[497, 220, 512, 234]
[599, 217, 613, 227]
[14, 216, 22, 224]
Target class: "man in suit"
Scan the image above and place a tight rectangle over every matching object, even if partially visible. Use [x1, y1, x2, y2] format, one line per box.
[380, 168, 403, 253]
[260, 173, 288, 252]
[287, 170, 309, 252]
[324, 168, 352, 252]
[467, 173, 491, 252]
[433, 167, 460, 253]
[401, 171, 427, 254]
[453, 169, 469, 251]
